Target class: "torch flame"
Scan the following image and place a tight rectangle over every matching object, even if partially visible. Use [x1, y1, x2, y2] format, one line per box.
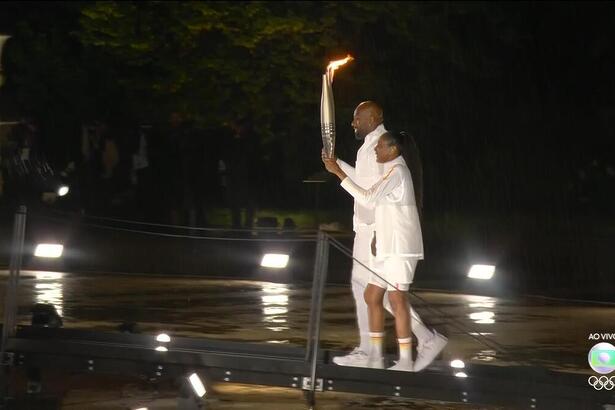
[326, 54, 354, 82]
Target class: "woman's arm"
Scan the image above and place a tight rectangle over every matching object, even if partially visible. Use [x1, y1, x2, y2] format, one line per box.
[323, 155, 404, 206]
[340, 166, 402, 206]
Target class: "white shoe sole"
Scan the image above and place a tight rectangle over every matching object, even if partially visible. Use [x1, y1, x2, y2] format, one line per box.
[388, 363, 414, 372]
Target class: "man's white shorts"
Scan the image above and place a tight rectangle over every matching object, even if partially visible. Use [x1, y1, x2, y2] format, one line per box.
[369, 258, 418, 291]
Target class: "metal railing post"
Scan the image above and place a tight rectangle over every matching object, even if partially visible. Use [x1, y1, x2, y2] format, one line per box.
[1, 205, 27, 355]
[304, 230, 329, 405]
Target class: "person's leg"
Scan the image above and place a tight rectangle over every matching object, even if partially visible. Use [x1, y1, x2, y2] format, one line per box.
[351, 229, 373, 350]
[382, 260, 433, 345]
[387, 290, 413, 371]
[332, 229, 374, 366]
[387, 290, 410, 339]
[364, 284, 386, 334]
[351, 279, 370, 351]
[363, 283, 386, 368]
[406, 258, 448, 372]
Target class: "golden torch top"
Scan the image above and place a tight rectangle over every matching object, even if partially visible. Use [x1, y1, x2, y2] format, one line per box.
[325, 54, 354, 84]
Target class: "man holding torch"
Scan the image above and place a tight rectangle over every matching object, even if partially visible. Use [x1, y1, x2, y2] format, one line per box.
[327, 102, 447, 371]
[321, 57, 446, 371]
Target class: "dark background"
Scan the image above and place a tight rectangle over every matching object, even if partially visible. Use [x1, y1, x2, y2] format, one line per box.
[0, 2, 613, 299]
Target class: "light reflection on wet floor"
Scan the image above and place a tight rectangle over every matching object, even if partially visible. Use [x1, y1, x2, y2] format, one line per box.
[1, 270, 613, 408]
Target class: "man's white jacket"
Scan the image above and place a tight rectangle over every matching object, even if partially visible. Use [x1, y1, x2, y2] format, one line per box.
[340, 155, 424, 260]
[336, 124, 386, 231]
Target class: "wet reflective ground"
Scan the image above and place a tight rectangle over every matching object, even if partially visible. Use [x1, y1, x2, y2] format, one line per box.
[1, 270, 613, 409]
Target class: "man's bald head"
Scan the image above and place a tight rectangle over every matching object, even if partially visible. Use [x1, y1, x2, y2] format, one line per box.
[352, 101, 384, 140]
[356, 101, 383, 123]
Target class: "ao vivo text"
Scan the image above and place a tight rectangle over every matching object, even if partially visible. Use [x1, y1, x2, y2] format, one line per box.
[589, 333, 615, 340]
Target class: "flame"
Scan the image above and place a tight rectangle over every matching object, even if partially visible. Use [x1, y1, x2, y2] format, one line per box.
[326, 54, 354, 82]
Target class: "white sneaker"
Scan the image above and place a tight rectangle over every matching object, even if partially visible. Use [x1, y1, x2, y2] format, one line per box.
[388, 360, 414, 372]
[366, 355, 385, 369]
[333, 348, 384, 369]
[332, 347, 367, 366]
[413, 330, 448, 372]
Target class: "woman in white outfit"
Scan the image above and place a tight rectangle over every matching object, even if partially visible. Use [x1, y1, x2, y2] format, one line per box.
[323, 131, 423, 371]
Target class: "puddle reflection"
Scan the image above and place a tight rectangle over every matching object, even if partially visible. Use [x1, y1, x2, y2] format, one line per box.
[472, 349, 497, 362]
[261, 283, 290, 335]
[34, 271, 64, 317]
[469, 311, 495, 324]
[465, 295, 496, 325]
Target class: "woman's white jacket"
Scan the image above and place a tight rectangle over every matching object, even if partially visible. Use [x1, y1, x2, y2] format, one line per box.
[340, 155, 424, 260]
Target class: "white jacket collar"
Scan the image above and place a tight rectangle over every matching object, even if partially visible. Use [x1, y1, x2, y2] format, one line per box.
[363, 124, 387, 146]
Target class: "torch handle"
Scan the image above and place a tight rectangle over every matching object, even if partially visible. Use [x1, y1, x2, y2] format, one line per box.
[321, 123, 335, 158]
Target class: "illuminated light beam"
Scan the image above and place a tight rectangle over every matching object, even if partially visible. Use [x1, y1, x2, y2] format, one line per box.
[34, 244, 64, 258]
[468, 264, 495, 280]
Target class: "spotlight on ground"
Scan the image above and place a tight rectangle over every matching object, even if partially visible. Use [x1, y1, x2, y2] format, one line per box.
[467, 264, 495, 280]
[34, 243, 64, 258]
[450, 359, 465, 369]
[156, 333, 171, 343]
[455, 372, 468, 378]
[260, 253, 289, 268]
[134, 407, 148, 410]
[155, 346, 168, 352]
[188, 372, 206, 397]
[57, 185, 70, 197]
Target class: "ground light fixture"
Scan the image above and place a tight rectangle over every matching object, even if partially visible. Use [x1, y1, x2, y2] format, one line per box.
[154, 332, 171, 351]
[57, 185, 70, 197]
[450, 359, 465, 369]
[467, 264, 495, 280]
[188, 372, 206, 397]
[34, 244, 64, 258]
[260, 253, 289, 268]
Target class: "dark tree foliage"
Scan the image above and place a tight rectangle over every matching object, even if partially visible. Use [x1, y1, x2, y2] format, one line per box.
[1, 1, 614, 213]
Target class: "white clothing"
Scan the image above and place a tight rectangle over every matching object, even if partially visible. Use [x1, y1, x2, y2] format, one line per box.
[351, 229, 373, 351]
[341, 155, 424, 260]
[336, 124, 386, 231]
[351, 226, 375, 284]
[337, 124, 432, 351]
[369, 257, 416, 291]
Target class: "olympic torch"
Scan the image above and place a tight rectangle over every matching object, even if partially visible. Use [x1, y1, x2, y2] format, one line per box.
[320, 55, 353, 158]
[0, 35, 10, 88]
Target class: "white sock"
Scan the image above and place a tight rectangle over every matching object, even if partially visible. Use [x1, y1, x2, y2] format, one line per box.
[398, 337, 412, 363]
[369, 332, 384, 358]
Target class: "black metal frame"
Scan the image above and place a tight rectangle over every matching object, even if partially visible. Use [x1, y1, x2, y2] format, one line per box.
[1, 207, 614, 409]
[2, 326, 614, 409]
